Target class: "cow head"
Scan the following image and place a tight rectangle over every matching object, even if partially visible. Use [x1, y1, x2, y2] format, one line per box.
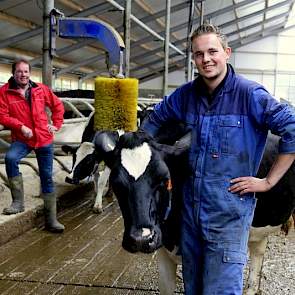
[64, 142, 96, 185]
[93, 129, 191, 253]
[63, 131, 122, 185]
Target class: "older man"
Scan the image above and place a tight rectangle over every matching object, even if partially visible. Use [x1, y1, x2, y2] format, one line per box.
[0, 59, 65, 233]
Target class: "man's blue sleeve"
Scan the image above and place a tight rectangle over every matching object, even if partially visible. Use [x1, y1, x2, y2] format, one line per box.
[249, 87, 295, 153]
[140, 88, 183, 137]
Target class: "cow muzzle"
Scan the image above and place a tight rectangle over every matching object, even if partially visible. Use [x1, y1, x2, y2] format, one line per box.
[122, 227, 162, 253]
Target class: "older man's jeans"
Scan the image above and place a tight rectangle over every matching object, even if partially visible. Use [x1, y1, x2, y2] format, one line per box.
[5, 141, 54, 193]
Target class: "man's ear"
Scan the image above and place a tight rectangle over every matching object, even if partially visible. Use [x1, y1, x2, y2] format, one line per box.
[225, 46, 232, 60]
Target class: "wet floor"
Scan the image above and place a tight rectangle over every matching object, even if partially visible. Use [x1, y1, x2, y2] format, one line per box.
[0, 196, 183, 294]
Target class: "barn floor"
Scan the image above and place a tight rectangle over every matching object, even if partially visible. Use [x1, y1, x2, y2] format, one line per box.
[0, 193, 294, 294]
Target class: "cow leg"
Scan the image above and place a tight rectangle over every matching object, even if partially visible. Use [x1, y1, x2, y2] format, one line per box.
[93, 166, 111, 214]
[157, 247, 179, 295]
[245, 237, 267, 295]
[245, 225, 280, 295]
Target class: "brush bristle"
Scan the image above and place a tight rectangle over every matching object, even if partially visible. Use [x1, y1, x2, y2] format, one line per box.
[94, 77, 138, 131]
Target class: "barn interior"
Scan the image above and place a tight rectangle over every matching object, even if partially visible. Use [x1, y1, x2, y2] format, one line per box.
[0, 1, 295, 294]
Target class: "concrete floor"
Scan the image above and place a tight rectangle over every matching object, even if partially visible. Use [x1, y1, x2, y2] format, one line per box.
[0, 158, 294, 294]
[0, 196, 184, 294]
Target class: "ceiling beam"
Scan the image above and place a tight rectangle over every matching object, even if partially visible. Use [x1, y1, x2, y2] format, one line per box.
[218, 0, 292, 30]
[0, 11, 37, 29]
[130, 0, 256, 48]
[54, 55, 104, 77]
[139, 62, 184, 83]
[127, 0, 293, 64]
[230, 22, 295, 49]
[30, 39, 98, 66]
[138, 1, 190, 24]
[0, 2, 114, 49]
[227, 11, 289, 37]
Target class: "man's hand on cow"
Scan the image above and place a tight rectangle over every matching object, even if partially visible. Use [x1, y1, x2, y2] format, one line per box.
[47, 124, 57, 134]
[21, 125, 33, 138]
[228, 176, 273, 195]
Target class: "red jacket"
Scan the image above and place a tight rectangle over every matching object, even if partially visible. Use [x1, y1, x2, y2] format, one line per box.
[0, 79, 64, 148]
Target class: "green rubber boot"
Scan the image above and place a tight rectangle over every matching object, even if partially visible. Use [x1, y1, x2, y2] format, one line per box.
[3, 174, 25, 215]
[43, 192, 65, 233]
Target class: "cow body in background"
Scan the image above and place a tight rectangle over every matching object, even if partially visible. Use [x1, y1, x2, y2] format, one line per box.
[90, 130, 295, 295]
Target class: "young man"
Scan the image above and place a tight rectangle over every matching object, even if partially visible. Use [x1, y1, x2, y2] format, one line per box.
[0, 59, 65, 233]
[141, 24, 295, 294]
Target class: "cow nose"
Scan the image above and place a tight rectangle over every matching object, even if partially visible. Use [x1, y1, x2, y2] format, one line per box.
[122, 227, 161, 253]
[65, 176, 79, 185]
[132, 227, 154, 240]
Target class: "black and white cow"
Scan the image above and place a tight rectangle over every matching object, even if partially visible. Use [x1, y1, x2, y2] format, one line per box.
[62, 112, 114, 213]
[62, 103, 151, 213]
[89, 129, 295, 295]
[63, 104, 187, 214]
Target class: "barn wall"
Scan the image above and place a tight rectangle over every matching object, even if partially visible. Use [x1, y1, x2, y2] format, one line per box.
[140, 29, 295, 105]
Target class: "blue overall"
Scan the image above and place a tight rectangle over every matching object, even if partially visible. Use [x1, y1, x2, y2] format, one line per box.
[141, 65, 295, 294]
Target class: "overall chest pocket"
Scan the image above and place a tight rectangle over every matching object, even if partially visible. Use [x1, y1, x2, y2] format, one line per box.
[218, 116, 243, 155]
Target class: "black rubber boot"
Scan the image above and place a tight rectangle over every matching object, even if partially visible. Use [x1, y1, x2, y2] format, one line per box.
[3, 174, 25, 215]
[43, 192, 65, 233]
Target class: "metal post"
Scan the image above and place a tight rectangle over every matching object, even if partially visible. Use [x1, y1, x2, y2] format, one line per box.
[78, 78, 83, 89]
[199, 0, 204, 25]
[186, 0, 195, 82]
[163, 0, 171, 97]
[124, 0, 131, 78]
[42, 0, 54, 87]
[188, 0, 205, 81]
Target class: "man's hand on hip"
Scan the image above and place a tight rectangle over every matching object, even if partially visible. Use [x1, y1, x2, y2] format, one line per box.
[228, 177, 272, 195]
[47, 124, 57, 134]
[21, 125, 33, 138]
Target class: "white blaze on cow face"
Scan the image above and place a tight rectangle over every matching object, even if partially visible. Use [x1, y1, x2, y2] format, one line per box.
[142, 227, 151, 237]
[69, 142, 95, 178]
[121, 142, 152, 181]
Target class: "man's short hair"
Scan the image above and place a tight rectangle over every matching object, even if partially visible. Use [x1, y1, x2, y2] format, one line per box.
[190, 23, 228, 50]
[12, 59, 31, 74]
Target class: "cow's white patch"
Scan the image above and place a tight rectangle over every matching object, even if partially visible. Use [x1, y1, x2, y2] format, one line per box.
[142, 227, 151, 237]
[121, 142, 152, 180]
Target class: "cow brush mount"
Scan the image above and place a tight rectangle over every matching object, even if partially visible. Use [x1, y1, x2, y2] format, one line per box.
[94, 77, 138, 132]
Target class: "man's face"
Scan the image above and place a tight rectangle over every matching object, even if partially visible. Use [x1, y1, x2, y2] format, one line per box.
[192, 33, 231, 81]
[14, 62, 30, 87]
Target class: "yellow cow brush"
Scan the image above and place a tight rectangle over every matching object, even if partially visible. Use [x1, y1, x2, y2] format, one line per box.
[94, 77, 138, 131]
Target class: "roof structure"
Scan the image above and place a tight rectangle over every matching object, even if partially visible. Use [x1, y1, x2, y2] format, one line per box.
[0, 0, 294, 82]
